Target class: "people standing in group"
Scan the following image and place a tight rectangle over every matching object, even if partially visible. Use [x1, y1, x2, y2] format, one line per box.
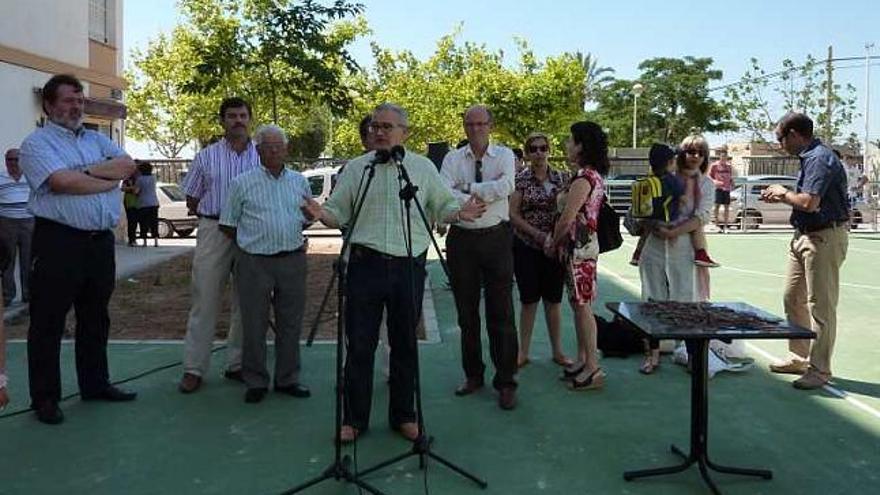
[121, 171, 140, 246]
[762, 112, 849, 390]
[441, 105, 519, 410]
[637, 134, 716, 374]
[178, 97, 260, 394]
[548, 122, 609, 390]
[19, 74, 138, 424]
[303, 103, 485, 443]
[708, 145, 735, 233]
[508, 132, 571, 369]
[135, 161, 160, 247]
[1, 148, 34, 306]
[220, 125, 312, 404]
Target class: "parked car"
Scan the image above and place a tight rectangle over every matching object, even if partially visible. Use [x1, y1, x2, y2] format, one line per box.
[302, 166, 341, 229]
[157, 182, 198, 237]
[721, 175, 876, 228]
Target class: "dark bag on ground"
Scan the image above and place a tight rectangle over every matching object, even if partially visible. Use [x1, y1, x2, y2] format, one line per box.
[597, 200, 623, 253]
[596, 315, 644, 357]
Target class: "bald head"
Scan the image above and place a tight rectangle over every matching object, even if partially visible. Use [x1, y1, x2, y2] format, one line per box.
[463, 105, 493, 154]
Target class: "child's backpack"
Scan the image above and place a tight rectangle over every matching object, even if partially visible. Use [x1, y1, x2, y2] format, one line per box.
[630, 175, 673, 222]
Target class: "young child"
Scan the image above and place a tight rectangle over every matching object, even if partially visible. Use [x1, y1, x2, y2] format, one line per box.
[630, 143, 719, 268]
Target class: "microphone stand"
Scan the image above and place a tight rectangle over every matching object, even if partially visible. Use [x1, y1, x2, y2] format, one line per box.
[354, 149, 488, 491]
[285, 151, 389, 495]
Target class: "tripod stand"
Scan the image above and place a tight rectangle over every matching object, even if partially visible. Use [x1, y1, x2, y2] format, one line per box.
[351, 147, 487, 490]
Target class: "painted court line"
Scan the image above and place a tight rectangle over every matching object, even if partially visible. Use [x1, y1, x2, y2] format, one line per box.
[599, 265, 880, 422]
[719, 265, 880, 291]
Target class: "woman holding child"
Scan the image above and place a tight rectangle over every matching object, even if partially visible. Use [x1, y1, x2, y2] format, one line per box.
[637, 134, 715, 373]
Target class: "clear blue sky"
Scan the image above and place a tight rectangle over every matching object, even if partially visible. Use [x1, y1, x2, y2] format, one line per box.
[124, 0, 880, 151]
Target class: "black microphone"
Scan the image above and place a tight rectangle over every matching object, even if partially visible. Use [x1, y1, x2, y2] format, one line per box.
[390, 145, 406, 164]
[371, 148, 391, 165]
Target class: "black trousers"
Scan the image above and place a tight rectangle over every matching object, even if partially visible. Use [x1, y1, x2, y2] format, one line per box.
[27, 218, 116, 406]
[343, 245, 425, 431]
[138, 206, 159, 241]
[446, 224, 518, 390]
[124, 207, 139, 244]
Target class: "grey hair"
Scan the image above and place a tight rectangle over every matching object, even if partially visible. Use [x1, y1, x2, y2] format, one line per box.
[464, 104, 493, 124]
[253, 124, 288, 146]
[372, 103, 409, 128]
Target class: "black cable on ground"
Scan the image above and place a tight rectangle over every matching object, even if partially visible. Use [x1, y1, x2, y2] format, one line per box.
[0, 344, 228, 420]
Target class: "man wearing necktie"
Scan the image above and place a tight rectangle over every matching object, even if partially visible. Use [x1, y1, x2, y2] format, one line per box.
[441, 105, 519, 410]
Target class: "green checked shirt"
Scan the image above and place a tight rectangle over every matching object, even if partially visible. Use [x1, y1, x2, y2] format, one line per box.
[323, 149, 459, 257]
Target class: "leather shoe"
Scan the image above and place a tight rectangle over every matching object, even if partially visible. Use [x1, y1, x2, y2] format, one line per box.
[82, 385, 137, 402]
[35, 402, 64, 425]
[244, 388, 268, 403]
[275, 383, 311, 398]
[178, 373, 202, 394]
[394, 422, 420, 441]
[224, 369, 244, 382]
[454, 378, 484, 396]
[498, 387, 517, 410]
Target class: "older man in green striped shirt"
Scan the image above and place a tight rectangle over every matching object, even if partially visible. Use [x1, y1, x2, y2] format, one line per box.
[303, 103, 486, 443]
[220, 124, 312, 404]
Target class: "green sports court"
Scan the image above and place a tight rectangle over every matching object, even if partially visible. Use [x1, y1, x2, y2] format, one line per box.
[1, 232, 878, 494]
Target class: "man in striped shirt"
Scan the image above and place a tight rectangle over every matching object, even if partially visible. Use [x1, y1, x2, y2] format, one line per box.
[220, 125, 311, 403]
[19, 74, 138, 425]
[179, 98, 260, 393]
[1, 148, 33, 306]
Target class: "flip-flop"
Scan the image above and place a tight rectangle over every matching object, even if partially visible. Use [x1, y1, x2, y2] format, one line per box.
[552, 356, 574, 367]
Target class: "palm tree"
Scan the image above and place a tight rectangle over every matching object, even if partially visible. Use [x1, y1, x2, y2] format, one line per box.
[573, 51, 616, 109]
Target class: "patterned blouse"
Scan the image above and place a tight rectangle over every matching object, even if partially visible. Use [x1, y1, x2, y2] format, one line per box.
[513, 167, 565, 249]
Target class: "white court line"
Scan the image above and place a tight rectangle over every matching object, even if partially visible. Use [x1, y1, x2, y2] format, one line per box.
[599, 264, 880, 422]
[719, 265, 880, 291]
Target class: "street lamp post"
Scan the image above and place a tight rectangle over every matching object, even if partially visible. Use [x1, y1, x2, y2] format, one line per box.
[632, 83, 644, 148]
[865, 43, 874, 177]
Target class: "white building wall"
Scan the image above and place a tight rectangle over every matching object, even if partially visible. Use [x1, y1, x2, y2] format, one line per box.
[0, 64, 50, 152]
[0, 0, 90, 67]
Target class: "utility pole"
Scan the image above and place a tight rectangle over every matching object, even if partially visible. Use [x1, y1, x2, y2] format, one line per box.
[865, 43, 874, 175]
[825, 45, 834, 143]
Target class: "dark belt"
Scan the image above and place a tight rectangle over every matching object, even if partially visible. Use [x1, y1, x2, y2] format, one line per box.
[451, 221, 509, 235]
[254, 246, 306, 258]
[198, 214, 220, 220]
[35, 217, 111, 238]
[795, 220, 848, 234]
[350, 244, 422, 261]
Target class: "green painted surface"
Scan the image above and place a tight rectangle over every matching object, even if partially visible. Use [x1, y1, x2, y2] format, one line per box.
[1, 233, 878, 494]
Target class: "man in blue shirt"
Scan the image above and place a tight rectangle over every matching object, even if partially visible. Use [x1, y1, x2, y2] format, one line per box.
[220, 125, 312, 403]
[761, 112, 849, 390]
[19, 74, 138, 424]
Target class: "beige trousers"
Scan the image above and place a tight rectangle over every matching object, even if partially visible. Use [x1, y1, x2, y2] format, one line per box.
[182, 219, 243, 376]
[783, 224, 848, 375]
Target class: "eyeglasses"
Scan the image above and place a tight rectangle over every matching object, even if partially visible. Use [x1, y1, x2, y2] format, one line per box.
[684, 149, 703, 157]
[527, 144, 549, 153]
[368, 122, 403, 133]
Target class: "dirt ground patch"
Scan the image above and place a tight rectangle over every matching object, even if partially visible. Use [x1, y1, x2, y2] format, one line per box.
[6, 240, 426, 341]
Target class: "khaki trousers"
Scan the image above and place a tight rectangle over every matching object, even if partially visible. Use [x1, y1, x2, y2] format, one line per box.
[182, 219, 243, 376]
[783, 225, 848, 375]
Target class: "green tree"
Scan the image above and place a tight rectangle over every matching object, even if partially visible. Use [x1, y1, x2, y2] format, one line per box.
[724, 55, 859, 143]
[328, 31, 587, 157]
[572, 51, 615, 108]
[587, 57, 732, 147]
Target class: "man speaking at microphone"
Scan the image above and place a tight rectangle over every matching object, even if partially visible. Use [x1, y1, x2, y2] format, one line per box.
[303, 103, 486, 443]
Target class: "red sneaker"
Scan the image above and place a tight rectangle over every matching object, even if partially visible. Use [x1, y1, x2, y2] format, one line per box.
[694, 249, 720, 268]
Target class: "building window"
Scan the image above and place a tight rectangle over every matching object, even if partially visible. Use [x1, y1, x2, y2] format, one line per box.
[89, 0, 115, 45]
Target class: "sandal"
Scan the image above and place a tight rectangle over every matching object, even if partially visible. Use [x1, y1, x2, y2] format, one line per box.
[559, 362, 585, 381]
[638, 352, 660, 375]
[569, 368, 605, 391]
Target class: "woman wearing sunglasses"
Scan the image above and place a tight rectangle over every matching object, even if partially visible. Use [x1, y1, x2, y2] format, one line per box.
[509, 132, 572, 369]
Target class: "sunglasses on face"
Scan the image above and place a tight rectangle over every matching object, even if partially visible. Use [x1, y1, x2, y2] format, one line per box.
[368, 122, 401, 133]
[527, 144, 549, 153]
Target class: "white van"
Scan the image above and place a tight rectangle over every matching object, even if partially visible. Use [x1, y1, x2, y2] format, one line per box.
[302, 166, 341, 229]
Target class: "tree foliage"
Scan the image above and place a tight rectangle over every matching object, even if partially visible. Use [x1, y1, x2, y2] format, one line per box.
[724, 56, 859, 143]
[587, 57, 733, 147]
[329, 31, 588, 157]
